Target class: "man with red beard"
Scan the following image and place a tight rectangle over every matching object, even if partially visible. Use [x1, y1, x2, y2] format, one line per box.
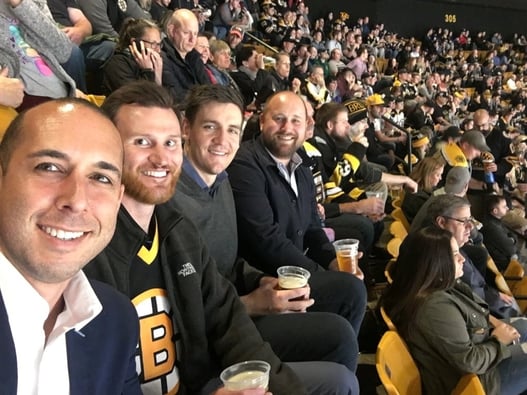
[84, 81, 304, 395]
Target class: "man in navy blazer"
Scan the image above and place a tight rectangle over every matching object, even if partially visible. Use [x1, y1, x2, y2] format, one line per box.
[0, 99, 141, 394]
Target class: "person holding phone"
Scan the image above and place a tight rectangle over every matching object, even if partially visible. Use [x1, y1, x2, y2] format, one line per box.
[102, 18, 163, 94]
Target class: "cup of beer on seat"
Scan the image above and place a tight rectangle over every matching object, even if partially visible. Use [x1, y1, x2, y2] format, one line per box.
[333, 238, 359, 274]
[220, 360, 271, 390]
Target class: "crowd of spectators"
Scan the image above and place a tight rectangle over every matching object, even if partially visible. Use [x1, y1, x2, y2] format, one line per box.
[5, 0, 527, 393]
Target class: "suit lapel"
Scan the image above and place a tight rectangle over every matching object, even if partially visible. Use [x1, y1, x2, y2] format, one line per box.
[0, 291, 18, 393]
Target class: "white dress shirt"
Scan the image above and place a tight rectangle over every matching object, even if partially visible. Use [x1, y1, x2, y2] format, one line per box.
[0, 252, 102, 395]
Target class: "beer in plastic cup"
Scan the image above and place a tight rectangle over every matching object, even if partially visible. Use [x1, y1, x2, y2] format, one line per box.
[220, 360, 270, 390]
[333, 239, 359, 274]
[276, 266, 311, 290]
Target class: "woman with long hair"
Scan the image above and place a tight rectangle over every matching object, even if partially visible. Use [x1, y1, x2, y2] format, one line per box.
[401, 155, 445, 223]
[102, 18, 163, 94]
[381, 226, 527, 395]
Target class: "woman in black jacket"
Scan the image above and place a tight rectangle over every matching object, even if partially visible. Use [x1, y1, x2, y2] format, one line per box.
[102, 18, 163, 94]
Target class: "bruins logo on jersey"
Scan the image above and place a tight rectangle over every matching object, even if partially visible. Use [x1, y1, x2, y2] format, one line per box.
[133, 289, 179, 395]
[117, 0, 127, 12]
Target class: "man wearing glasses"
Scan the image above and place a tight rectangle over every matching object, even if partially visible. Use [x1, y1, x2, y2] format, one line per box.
[426, 195, 524, 322]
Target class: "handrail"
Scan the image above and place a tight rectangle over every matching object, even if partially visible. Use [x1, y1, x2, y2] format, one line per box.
[244, 31, 279, 54]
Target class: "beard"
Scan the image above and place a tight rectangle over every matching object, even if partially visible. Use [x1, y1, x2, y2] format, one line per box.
[122, 167, 181, 205]
[262, 132, 300, 161]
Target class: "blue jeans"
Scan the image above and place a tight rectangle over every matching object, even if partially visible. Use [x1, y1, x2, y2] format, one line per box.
[497, 343, 527, 395]
[213, 25, 228, 40]
[61, 45, 86, 92]
[496, 317, 527, 394]
[80, 39, 115, 72]
[507, 316, 527, 341]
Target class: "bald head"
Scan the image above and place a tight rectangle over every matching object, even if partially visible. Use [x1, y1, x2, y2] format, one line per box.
[167, 9, 199, 58]
[0, 99, 122, 173]
[260, 91, 307, 163]
[473, 108, 490, 132]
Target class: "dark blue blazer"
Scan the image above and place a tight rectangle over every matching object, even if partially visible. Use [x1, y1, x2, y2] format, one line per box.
[0, 280, 142, 395]
[228, 136, 336, 275]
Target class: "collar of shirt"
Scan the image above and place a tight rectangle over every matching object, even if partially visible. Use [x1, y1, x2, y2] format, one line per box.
[0, 251, 102, 394]
[182, 156, 228, 195]
[265, 148, 303, 196]
[238, 65, 258, 80]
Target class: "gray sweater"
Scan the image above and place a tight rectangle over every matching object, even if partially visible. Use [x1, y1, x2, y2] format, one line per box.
[0, 0, 75, 95]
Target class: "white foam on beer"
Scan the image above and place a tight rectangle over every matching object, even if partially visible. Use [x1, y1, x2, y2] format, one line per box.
[225, 370, 268, 390]
[278, 275, 308, 289]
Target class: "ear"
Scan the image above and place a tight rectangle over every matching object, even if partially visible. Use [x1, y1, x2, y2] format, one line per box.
[166, 23, 175, 38]
[436, 216, 446, 228]
[181, 117, 191, 142]
[326, 119, 334, 132]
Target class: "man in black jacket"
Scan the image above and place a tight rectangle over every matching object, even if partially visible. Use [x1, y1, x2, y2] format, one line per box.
[161, 8, 210, 102]
[481, 194, 520, 271]
[229, 45, 272, 109]
[228, 91, 368, 338]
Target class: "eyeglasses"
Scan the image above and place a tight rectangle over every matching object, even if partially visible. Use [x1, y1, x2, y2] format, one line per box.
[142, 39, 163, 50]
[443, 215, 474, 226]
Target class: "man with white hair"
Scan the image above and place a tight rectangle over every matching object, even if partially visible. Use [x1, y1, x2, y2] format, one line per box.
[161, 8, 210, 101]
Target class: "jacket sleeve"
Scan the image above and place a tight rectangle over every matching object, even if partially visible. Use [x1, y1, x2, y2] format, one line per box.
[161, 51, 184, 102]
[103, 53, 155, 93]
[12, 0, 73, 63]
[416, 296, 510, 375]
[228, 150, 324, 274]
[199, 248, 306, 395]
[233, 257, 266, 296]
[481, 220, 517, 272]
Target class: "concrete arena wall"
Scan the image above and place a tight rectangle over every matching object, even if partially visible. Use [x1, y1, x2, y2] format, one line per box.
[305, 0, 527, 40]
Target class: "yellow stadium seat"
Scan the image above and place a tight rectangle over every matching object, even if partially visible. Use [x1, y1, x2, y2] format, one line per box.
[504, 258, 525, 292]
[380, 306, 396, 331]
[377, 331, 486, 395]
[387, 237, 402, 259]
[376, 331, 422, 395]
[451, 373, 485, 395]
[391, 208, 410, 232]
[0, 105, 17, 142]
[389, 220, 408, 240]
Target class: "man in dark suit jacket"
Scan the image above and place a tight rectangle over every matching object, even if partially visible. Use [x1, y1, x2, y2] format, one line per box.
[0, 99, 140, 394]
[228, 91, 368, 336]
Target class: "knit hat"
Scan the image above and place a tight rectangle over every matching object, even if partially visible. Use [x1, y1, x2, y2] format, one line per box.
[343, 99, 368, 124]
